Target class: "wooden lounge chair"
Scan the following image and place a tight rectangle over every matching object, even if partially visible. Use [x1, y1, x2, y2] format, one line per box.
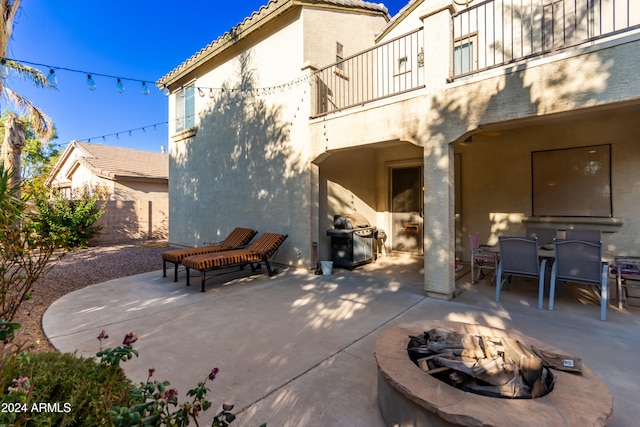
[181, 233, 288, 292]
[161, 227, 258, 282]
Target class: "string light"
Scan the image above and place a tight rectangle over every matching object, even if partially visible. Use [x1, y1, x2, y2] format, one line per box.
[86, 74, 97, 91]
[1, 56, 320, 97]
[80, 120, 169, 144]
[69, 73, 311, 145]
[0, 59, 9, 79]
[45, 69, 57, 88]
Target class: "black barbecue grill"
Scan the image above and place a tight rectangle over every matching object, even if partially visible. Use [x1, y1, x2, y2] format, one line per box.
[327, 213, 376, 269]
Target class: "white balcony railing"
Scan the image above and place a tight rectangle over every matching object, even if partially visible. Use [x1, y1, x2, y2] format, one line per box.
[452, 0, 640, 79]
[311, 28, 425, 118]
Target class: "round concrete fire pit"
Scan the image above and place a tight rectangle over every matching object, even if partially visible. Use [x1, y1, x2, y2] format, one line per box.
[375, 320, 613, 427]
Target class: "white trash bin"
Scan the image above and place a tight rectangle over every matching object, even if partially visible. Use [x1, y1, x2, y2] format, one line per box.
[320, 261, 333, 275]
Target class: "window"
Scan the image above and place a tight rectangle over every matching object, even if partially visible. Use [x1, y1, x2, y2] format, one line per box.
[532, 145, 612, 217]
[453, 34, 477, 76]
[398, 56, 408, 74]
[176, 85, 195, 132]
[336, 42, 344, 70]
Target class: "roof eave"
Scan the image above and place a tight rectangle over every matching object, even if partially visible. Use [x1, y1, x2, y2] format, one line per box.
[156, 0, 295, 88]
[156, 0, 389, 89]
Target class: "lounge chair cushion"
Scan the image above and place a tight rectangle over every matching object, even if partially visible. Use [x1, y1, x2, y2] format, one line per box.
[162, 227, 257, 264]
[181, 233, 287, 271]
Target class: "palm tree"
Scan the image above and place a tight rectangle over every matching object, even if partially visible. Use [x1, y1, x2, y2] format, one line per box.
[1, 0, 55, 190]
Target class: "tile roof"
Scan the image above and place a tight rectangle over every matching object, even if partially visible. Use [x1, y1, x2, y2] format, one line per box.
[74, 142, 168, 181]
[156, 0, 389, 87]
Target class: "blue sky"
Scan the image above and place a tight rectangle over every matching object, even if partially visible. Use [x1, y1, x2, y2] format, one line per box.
[4, 0, 408, 153]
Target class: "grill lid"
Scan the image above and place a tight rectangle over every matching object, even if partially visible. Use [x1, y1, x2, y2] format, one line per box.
[333, 213, 371, 229]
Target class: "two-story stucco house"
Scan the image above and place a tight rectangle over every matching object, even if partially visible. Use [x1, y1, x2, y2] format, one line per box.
[157, 0, 640, 300]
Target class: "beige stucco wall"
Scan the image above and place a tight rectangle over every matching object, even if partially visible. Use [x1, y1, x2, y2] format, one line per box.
[167, 5, 389, 268]
[302, 7, 388, 67]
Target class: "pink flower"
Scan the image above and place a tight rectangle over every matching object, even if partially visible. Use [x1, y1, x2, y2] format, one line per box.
[97, 330, 109, 341]
[209, 368, 219, 381]
[123, 332, 138, 346]
[163, 388, 178, 401]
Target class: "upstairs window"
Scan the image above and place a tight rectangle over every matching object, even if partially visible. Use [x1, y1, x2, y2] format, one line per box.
[453, 37, 477, 76]
[176, 85, 195, 132]
[336, 42, 344, 70]
[398, 56, 408, 74]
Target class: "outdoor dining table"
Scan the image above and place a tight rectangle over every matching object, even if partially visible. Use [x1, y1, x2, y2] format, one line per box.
[486, 244, 613, 261]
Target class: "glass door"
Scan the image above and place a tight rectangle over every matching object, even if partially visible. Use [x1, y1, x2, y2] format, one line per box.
[390, 165, 423, 253]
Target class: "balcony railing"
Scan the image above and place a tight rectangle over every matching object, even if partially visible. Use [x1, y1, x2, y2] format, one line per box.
[311, 28, 425, 118]
[452, 0, 640, 79]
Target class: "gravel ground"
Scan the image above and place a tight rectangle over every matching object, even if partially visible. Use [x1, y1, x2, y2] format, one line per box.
[13, 241, 168, 353]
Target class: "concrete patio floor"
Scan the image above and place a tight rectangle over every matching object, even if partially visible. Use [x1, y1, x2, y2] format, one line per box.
[43, 255, 640, 426]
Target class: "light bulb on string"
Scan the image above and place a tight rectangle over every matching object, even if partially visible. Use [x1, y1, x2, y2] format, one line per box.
[46, 69, 58, 88]
[198, 87, 205, 97]
[179, 86, 185, 97]
[0, 59, 9, 79]
[162, 85, 170, 96]
[116, 78, 125, 93]
[141, 82, 150, 95]
[208, 88, 214, 98]
[86, 74, 97, 91]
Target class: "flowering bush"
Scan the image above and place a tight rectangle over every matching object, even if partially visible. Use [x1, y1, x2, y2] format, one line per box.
[97, 330, 257, 427]
[0, 328, 265, 426]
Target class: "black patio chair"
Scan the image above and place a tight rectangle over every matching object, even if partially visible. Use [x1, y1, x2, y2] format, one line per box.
[549, 239, 608, 321]
[495, 236, 547, 310]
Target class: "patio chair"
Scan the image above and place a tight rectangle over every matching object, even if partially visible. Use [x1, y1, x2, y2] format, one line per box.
[611, 256, 640, 308]
[525, 227, 556, 246]
[495, 236, 547, 310]
[161, 227, 258, 282]
[181, 232, 288, 292]
[549, 239, 608, 321]
[564, 229, 601, 242]
[469, 233, 498, 285]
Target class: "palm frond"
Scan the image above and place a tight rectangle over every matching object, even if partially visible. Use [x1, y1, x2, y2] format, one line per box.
[4, 60, 48, 88]
[2, 87, 55, 140]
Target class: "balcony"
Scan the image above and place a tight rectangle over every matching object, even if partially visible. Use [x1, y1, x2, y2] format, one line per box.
[311, 28, 425, 118]
[452, 0, 640, 79]
[310, 1, 639, 118]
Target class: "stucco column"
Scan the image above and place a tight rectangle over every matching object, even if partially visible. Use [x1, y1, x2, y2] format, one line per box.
[421, 1, 456, 299]
[423, 145, 456, 299]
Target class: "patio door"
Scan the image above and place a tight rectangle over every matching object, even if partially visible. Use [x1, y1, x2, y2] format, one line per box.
[390, 165, 423, 253]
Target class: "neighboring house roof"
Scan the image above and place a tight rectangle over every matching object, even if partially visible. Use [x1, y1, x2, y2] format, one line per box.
[45, 141, 168, 187]
[156, 0, 389, 88]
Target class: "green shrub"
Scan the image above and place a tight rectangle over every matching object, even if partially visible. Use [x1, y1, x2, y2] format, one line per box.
[0, 351, 133, 426]
[31, 184, 107, 249]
